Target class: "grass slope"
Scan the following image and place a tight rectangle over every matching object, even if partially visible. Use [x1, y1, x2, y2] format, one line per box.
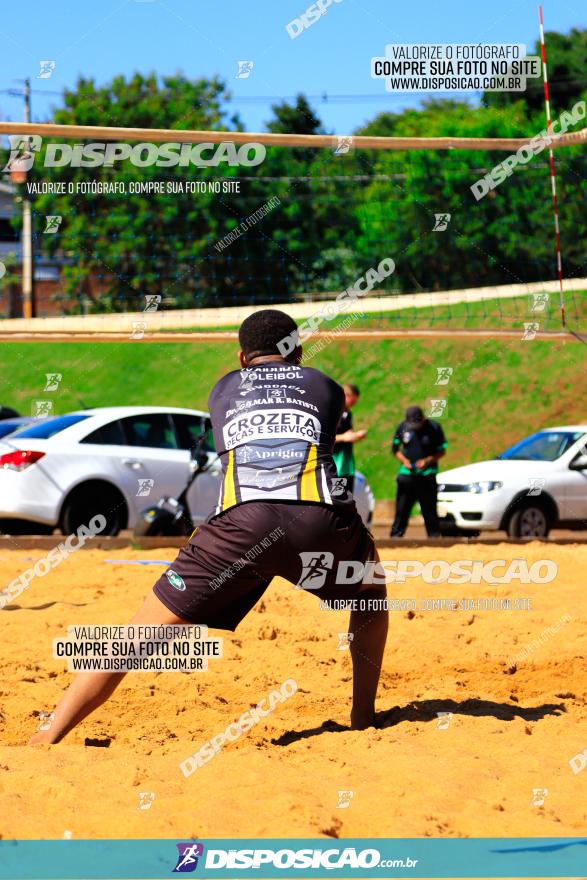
[2, 335, 585, 498]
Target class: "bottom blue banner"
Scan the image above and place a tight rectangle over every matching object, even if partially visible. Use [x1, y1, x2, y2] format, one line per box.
[0, 837, 585, 879]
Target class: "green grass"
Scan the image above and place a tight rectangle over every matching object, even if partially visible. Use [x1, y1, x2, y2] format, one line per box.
[2, 333, 585, 499]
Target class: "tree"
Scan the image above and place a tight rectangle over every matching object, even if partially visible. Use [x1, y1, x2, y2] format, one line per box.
[29, 73, 245, 312]
[483, 27, 587, 114]
[257, 95, 367, 296]
[351, 97, 586, 291]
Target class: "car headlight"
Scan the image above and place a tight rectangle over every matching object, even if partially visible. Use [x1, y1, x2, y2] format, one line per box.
[466, 481, 503, 493]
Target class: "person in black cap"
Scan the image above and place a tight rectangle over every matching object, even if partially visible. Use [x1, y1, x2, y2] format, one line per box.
[390, 405, 448, 537]
[0, 406, 20, 421]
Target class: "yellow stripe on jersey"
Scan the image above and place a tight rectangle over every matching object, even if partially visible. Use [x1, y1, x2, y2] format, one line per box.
[299, 443, 320, 502]
[222, 450, 237, 510]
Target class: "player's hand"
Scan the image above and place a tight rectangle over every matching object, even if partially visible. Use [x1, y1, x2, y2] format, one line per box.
[355, 429, 367, 441]
[415, 458, 428, 468]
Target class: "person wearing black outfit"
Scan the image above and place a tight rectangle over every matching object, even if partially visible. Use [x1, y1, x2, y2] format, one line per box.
[390, 405, 448, 537]
[30, 310, 388, 744]
[332, 384, 367, 495]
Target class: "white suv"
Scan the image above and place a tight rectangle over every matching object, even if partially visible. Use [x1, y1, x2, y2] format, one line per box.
[437, 426, 587, 537]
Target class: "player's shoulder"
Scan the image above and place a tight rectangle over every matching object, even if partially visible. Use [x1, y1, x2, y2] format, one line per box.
[211, 369, 236, 388]
[218, 367, 242, 382]
[209, 368, 241, 399]
[427, 419, 445, 434]
[300, 364, 342, 391]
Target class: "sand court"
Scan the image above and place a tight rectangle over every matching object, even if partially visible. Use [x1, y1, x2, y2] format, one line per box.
[0, 542, 585, 841]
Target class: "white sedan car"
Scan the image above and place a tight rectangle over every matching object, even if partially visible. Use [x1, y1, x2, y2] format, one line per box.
[0, 407, 221, 535]
[437, 426, 587, 537]
[0, 406, 374, 535]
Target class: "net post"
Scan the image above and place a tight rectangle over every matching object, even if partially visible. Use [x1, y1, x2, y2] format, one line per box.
[539, 4, 565, 329]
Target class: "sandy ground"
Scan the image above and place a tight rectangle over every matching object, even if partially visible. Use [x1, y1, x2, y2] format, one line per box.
[0, 542, 586, 844]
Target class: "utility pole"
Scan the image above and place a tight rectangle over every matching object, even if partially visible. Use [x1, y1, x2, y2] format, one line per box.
[21, 78, 35, 319]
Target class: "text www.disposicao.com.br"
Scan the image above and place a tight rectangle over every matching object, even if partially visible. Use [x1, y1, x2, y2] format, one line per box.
[70, 657, 202, 672]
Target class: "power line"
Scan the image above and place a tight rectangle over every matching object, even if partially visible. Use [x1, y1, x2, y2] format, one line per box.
[2, 77, 587, 105]
[0, 88, 62, 96]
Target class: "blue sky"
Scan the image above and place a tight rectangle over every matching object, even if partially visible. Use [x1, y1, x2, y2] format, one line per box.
[1, 0, 584, 135]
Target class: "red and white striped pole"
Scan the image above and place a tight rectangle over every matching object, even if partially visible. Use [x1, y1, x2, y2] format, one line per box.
[538, 4, 565, 328]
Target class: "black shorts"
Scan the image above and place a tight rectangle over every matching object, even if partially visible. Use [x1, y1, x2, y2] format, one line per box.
[153, 502, 375, 631]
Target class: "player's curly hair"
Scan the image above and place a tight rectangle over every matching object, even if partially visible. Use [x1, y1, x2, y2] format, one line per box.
[239, 309, 300, 362]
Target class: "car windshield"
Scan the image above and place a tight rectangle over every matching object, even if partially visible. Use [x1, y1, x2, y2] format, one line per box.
[9, 414, 89, 440]
[499, 431, 585, 462]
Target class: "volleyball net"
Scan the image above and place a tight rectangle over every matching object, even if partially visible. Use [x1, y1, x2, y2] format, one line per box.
[0, 121, 585, 333]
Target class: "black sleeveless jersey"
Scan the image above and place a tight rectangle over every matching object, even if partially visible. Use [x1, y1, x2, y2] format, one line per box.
[207, 362, 354, 516]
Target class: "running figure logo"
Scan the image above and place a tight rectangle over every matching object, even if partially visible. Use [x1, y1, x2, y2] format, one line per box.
[43, 216, 62, 234]
[435, 367, 453, 386]
[330, 477, 347, 496]
[530, 788, 548, 807]
[522, 322, 539, 341]
[38, 60, 56, 79]
[337, 632, 354, 651]
[138, 791, 155, 810]
[436, 711, 453, 730]
[2, 134, 42, 173]
[130, 321, 147, 340]
[295, 552, 334, 589]
[144, 294, 162, 312]
[432, 213, 451, 231]
[334, 136, 353, 155]
[531, 293, 550, 312]
[337, 789, 354, 808]
[236, 61, 254, 79]
[32, 400, 53, 417]
[44, 372, 62, 391]
[173, 843, 205, 872]
[428, 399, 447, 418]
[527, 477, 546, 496]
[239, 370, 255, 392]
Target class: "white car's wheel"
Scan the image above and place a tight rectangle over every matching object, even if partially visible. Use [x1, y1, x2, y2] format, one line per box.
[507, 503, 550, 538]
[61, 481, 126, 536]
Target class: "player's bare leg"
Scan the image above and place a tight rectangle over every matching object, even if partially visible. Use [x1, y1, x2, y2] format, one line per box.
[349, 555, 388, 730]
[29, 590, 189, 745]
